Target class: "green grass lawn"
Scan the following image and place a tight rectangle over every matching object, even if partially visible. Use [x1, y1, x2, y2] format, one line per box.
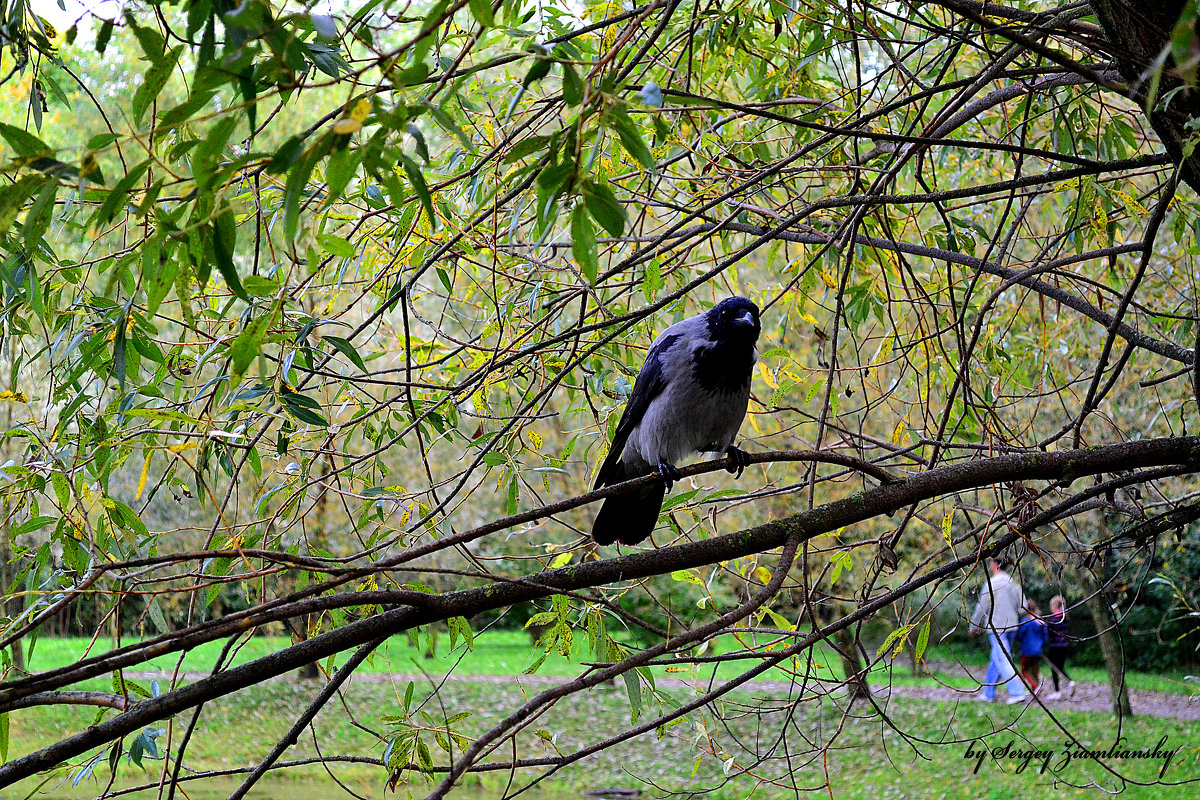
[7, 632, 1197, 799]
[7, 674, 1197, 800]
[20, 632, 1198, 697]
[18, 629, 853, 686]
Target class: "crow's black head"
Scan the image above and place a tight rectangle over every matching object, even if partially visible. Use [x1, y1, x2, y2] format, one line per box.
[705, 296, 761, 343]
[693, 297, 761, 394]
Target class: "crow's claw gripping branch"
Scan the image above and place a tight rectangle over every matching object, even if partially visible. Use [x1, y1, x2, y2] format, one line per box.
[725, 446, 751, 478]
[657, 460, 683, 490]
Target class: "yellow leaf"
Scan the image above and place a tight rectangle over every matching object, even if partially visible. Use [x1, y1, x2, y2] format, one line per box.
[333, 117, 362, 135]
[891, 420, 906, 445]
[135, 454, 151, 501]
[875, 333, 894, 364]
[0, 391, 27, 402]
[529, 431, 543, 450]
[350, 98, 371, 122]
[1115, 189, 1146, 217]
[1090, 200, 1107, 238]
[818, 269, 838, 289]
[1054, 176, 1081, 194]
[756, 362, 777, 390]
[941, 511, 953, 546]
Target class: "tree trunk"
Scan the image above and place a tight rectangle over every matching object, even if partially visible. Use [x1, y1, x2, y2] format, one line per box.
[1092, 0, 1200, 191]
[1079, 569, 1133, 716]
[0, 524, 24, 672]
[835, 627, 871, 700]
[293, 621, 320, 680]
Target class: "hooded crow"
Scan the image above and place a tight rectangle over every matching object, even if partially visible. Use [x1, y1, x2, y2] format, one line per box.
[591, 297, 761, 546]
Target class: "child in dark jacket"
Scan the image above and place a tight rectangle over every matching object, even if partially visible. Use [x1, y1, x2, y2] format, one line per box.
[1044, 595, 1076, 699]
[1016, 600, 1047, 693]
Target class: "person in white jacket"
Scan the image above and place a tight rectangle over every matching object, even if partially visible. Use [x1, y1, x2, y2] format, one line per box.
[969, 558, 1028, 704]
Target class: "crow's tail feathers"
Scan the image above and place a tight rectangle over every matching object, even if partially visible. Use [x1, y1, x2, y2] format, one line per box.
[591, 482, 666, 546]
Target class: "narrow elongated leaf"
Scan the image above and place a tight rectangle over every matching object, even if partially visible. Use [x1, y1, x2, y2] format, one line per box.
[324, 335, 368, 372]
[280, 389, 329, 427]
[468, 0, 494, 28]
[213, 207, 248, 301]
[522, 53, 553, 88]
[284, 147, 318, 242]
[108, 738, 121, 776]
[562, 63, 583, 105]
[241, 275, 278, 297]
[93, 159, 149, 228]
[502, 135, 553, 164]
[0, 176, 42, 236]
[229, 300, 280, 388]
[582, 180, 625, 237]
[0, 123, 50, 158]
[113, 313, 128, 389]
[623, 670, 642, 721]
[422, 101, 475, 153]
[22, 181, 58, 250]
[132, 45, 184, 125]
[157, 87, 217, 134]
[571, 204, 598, 284]
[95, 19, 113, 54]
[325, 148, 361, 204]
[611, 115, 655, 170]
[268, 136, 305, 174]
[311, 14, 338, 40]
[400, 155, 435, 227]
[914, 617, 931, 664]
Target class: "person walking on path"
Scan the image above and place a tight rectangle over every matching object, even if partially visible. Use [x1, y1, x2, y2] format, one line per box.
[969, 558, 1029, 704]
[1044, 594, 1077, 700]
[1016, 599, 1047, 693]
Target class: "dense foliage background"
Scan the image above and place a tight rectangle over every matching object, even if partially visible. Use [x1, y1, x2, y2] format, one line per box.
[0, 0, 1199, 796]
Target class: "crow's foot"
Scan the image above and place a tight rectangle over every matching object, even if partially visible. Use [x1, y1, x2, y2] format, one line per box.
[725, 446, 751, 478]
[656, 460, 682, 490]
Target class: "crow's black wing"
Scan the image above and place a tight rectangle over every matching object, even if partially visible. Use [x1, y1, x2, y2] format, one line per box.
[593, 332, 681, 489]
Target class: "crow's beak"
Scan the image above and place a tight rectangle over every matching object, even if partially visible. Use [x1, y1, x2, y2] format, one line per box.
[732, 311, 756, 329]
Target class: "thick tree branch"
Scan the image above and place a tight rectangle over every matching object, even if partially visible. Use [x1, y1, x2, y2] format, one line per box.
[1, 436, 1198, 785]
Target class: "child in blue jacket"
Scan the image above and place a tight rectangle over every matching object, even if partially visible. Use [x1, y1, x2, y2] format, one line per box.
[1016, 600, 1047, 693]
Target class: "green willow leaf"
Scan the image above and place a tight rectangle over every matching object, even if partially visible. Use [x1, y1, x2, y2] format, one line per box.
[610, 114, 655, 170]
[400, 155, 436, 228]
[280, 389, 329, 427]
[229, 299, 280, 388]
[0, 123, 50, 158]
[582, 180, 625, 237]
[284, 145, 320, 242]
[0, 176, 42, 236]
[213, 207, 248, 302]
[503, 135, 553, 164]
[562, 63, 583, 105]
[132, 45, 184, 126]
[323, 335, 368, 372]
[522, 52, 553, 88]
[571, 204, 599, 284]
[468, 0, 494, 28]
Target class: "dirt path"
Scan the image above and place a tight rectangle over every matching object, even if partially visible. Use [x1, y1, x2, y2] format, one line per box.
[126, 667, 1200, 720]
[877, 658, 1200, 720]
[878, 681, 1200, 720]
